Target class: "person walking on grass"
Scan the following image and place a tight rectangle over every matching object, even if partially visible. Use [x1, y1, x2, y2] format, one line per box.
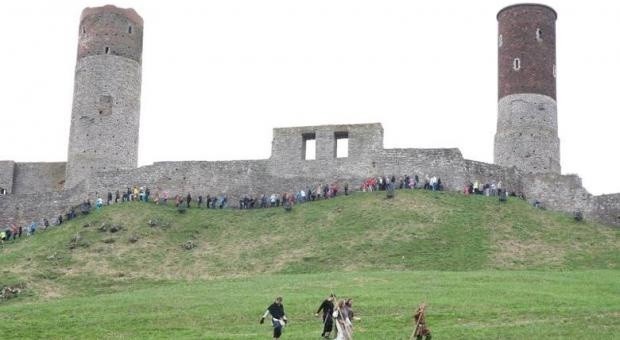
[260, 296, 288, 339]
[315, 294, 336, 339]
[333, 299, 352, 340]
[413, 303, 432, 340]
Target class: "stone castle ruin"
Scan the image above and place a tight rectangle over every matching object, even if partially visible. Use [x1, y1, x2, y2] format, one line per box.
[1, 4, 619, 226]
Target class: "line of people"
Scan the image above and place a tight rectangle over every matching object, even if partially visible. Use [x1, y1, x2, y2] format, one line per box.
[362, 174, 444, 192]
[463, 180, 528, 202]
[1, 218, 50, 244]
[240, 182, 350, 210]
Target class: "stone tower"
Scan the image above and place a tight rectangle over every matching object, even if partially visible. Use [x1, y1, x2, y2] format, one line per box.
[65, 5, 143, 188]
[494, 4, 560, 174]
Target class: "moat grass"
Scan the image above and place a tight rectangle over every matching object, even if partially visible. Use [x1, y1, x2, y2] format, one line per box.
[1, 190, 618, 338]
[0, 270, 618, 339]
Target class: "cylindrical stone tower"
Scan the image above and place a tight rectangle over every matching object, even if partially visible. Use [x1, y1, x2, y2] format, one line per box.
[65, 5, 143, 188]
[494, 4, 560, 174]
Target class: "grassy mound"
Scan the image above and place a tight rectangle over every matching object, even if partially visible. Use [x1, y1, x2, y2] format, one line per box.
[1, 190, 618, 298]
[1, 190, 618, 338]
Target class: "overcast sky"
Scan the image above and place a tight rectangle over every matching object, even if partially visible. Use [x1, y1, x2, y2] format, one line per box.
[0, 0, 618, 195]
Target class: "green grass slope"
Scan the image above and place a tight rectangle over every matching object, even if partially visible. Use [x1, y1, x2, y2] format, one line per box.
[1, 190, 618, 298]
[0, 271, 619, 339]
[1, 190, 619, 339]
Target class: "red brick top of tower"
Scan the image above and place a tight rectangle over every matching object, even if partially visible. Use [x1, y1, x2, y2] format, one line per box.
[497, 3, 557, 99]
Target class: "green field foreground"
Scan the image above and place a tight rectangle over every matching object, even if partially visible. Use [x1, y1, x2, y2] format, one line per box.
[0, 270, 618, 339]
[1, 190, 619, 338]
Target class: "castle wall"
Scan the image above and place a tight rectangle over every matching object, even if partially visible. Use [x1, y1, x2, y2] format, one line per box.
[375, 148, 466, 190]
[521, 173, 592, 214]
[463, 160, 523, 194]
[0, 161, 16, 194]
[270, 123, 383, 164]
[86, 160, 270, 199]
[12, 162, 66, 194]
[0, 182, 88, 228]
[590, 194, 620, 226]
[3, 139, 620, 227]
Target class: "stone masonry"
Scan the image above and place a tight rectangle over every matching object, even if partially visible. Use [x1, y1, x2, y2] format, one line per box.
[495, 4, 560, 174]
[65, 5, 143, 189]
[0, 4, 619, 228]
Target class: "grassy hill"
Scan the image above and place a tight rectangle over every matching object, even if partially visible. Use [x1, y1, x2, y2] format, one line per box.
[1, 190, 618, 338]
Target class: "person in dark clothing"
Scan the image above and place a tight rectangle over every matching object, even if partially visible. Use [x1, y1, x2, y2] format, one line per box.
[198, 195, 203, 208]
[260, 296, 288, 339]
[80, 201, 91, 215]
[315, 294, 335, 338]
[186, 193, 192, 208]
[57, 215, 63, 225]
[344, 183, 349, 196]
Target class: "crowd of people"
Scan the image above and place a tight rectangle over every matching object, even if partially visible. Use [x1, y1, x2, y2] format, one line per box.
[239, 182, 349, 210]
[361, 174, 444, 192]
[0, 218, 51, 244]
[2, 175, 530, 246]
[463, 179, 528, 203]
[1, 181, 352, 244]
